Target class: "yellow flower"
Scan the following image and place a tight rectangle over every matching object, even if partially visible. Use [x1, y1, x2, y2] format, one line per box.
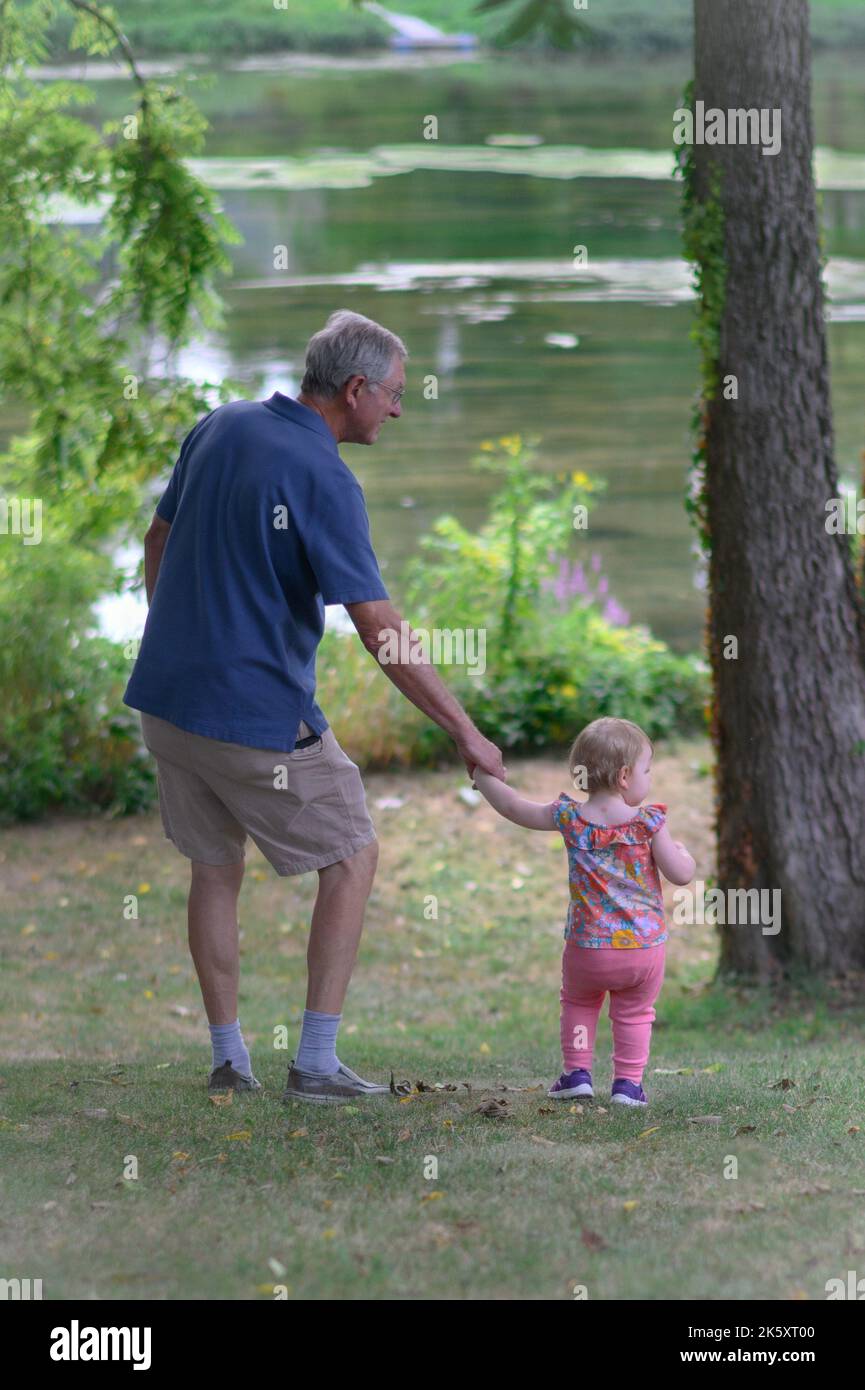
[611, 929, 638, 948]
[479, 440, 494, 451]
[497, 434, 523, 455]
[571, 471, 591, 487]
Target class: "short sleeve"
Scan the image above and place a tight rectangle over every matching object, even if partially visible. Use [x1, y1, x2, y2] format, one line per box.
[302, 477, 389, 606]
[552, 793, 582, 847]
[640, 803, 667, 836]
[155, 416, 208, 523]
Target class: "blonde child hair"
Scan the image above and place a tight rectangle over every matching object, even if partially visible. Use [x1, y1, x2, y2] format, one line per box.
[568, 717, 652, 795]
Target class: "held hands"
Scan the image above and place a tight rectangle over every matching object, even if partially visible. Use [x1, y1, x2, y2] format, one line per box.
[456, 728, 506, 782]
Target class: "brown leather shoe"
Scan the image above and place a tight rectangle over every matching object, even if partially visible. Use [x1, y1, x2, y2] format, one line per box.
[208, 1061, 262, 1093]
[281, 1058, 390, 1104]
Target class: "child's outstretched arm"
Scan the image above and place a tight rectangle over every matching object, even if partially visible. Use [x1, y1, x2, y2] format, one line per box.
[472, 767, 558, 831]
[650, 824, 696, 885]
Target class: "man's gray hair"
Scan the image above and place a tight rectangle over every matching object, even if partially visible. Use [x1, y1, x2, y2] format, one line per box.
[300, 309, 408, 400]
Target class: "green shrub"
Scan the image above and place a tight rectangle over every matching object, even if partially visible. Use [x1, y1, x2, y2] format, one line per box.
[317, 436, 707, 765]
[0, 536, 153, 823]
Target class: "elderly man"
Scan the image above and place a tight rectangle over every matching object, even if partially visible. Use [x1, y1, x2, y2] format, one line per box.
[124, 309, 505, 1103]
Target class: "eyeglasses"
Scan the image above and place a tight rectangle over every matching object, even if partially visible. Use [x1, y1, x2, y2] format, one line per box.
[368, 379, 405, 406]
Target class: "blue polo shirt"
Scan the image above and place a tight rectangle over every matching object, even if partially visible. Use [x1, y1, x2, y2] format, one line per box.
[123, 392, 389, 750]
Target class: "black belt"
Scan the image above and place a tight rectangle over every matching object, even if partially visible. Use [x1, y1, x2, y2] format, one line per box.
[293, 731, 320, 749]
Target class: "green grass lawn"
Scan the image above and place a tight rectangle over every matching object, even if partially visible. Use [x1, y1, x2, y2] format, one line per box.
[2, 737, 864, 1300]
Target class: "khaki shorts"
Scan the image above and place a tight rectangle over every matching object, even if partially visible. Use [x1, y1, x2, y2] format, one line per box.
[140, 713, 377, 876]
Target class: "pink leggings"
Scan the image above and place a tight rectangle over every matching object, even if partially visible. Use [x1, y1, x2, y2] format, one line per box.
[560, 942, 666, 1083]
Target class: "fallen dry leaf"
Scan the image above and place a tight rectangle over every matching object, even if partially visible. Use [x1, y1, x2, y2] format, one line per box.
[423, 1221, 453, 1249]
[473, 1097, 510, 1118]
[453, 1218, 481, 1235]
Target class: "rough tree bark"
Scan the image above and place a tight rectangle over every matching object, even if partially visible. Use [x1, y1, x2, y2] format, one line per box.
[693, 0, 865, 979]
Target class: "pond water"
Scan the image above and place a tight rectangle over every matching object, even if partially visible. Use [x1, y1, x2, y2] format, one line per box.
[24, 51, 865, 651]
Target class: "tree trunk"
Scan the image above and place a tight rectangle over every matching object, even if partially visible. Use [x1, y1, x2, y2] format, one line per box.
[693, 0, 865, 978]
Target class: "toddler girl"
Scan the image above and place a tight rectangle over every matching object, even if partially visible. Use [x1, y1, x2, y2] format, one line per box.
[472, 716, 695, 1107]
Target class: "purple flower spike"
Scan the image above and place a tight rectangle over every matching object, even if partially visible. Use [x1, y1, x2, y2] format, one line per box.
[603, 598, 630, 627]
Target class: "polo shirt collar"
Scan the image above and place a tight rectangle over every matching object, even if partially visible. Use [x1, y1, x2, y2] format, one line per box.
[263, 391, 338, 448]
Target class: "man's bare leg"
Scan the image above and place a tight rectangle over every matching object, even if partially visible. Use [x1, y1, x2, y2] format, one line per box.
[306, 839, 379, 1014]
[188, 860, 246, 1024]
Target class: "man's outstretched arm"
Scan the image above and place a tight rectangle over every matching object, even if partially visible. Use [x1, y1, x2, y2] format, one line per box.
[345, 598, 506, 781]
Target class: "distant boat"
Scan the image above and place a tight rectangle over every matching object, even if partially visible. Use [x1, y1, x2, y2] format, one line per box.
[361, 2, 478, 50]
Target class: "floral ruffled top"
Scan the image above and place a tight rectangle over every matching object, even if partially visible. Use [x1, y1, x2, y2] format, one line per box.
[552, 794, 668, 948]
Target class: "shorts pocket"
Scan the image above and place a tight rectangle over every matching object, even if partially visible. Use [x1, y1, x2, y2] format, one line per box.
[287, 735, 326, 762]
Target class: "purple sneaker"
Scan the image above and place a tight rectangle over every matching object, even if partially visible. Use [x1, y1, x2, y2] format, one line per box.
[611, 1078, 647, 1107]
[547, 1068, 593, 1099]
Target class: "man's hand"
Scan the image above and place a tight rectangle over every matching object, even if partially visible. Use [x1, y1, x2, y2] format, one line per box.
[458, 731, 505, 782]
